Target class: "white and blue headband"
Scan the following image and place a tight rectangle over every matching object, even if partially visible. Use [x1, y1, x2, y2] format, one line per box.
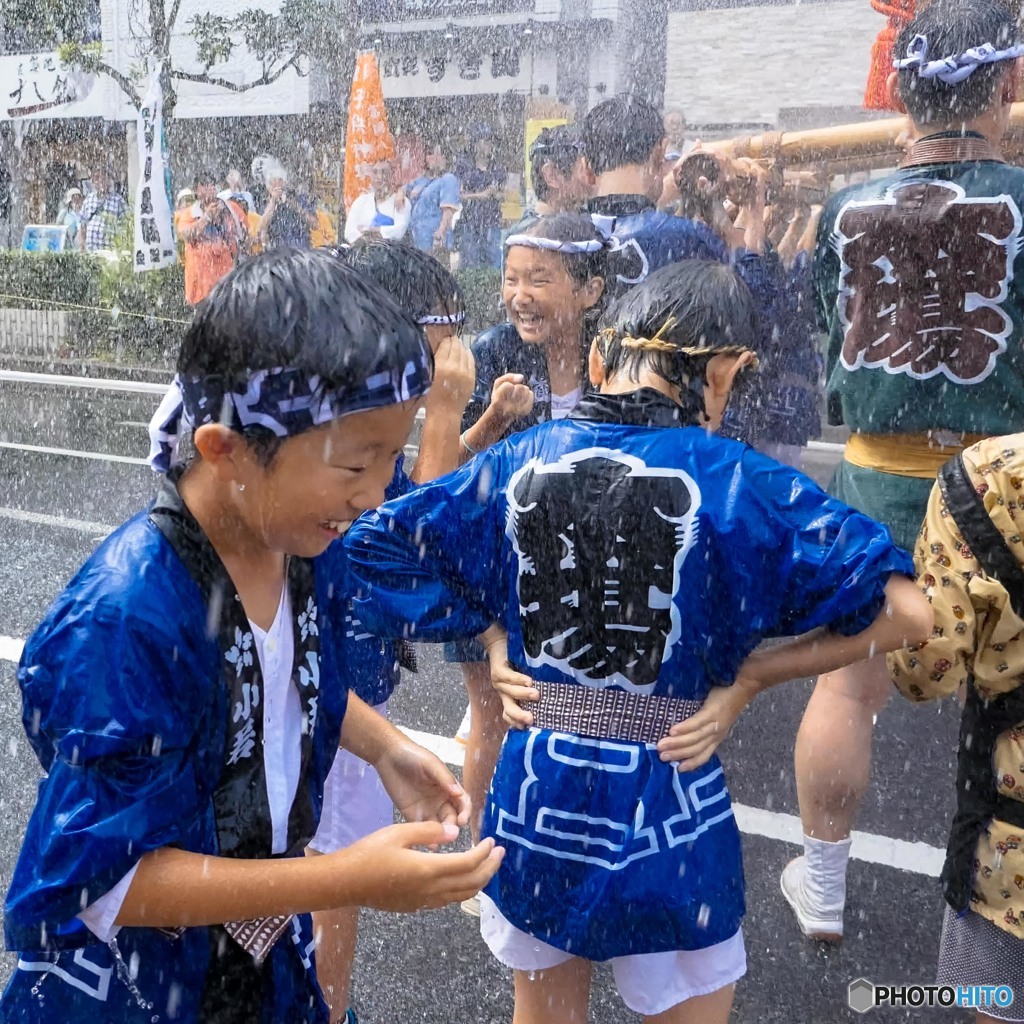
[894, 34, 1024, 85]
[504, 234, 605, 255]
[416, 311, 466, 326]
[147, 360, 431, 474]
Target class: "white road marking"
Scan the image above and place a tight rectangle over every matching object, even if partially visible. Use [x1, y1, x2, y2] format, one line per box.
[0, 506, 115, 536]
[0, 632, 946, 876]
[0, 636, 23, 664]
[0, 370, 170, 394]
[0, 441, 149, 465]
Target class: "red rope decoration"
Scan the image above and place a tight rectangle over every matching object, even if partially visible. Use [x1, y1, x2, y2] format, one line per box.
[865, 0, 916, 110]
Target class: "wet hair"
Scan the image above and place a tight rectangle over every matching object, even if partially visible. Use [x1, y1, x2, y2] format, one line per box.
[581, 97, 666, 175]
[511, 213, 609, 292]
[598, 260, 757, 395]
[896, 0, 1019, 126]
[342, 237, 464, 322]
[530, 126, 582, 203]
[178, 248, 429, 465]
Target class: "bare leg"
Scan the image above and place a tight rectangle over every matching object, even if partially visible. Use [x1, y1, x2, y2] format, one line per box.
[512, 958, 592, 1024]
[795, 654, 893, 842]
[644, 984, 735, 1024]
[460, 661, 507, 843]
[783, 654, 894, 938]
[307, 849, 358, 1023]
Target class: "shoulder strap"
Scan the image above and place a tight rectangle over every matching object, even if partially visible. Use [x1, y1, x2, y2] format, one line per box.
[938, 453, 1024, 618]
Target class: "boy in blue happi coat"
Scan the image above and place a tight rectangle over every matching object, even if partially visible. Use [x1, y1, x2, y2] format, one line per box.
[0, 249, 502, 1024]
[343, 259, 932, 1023]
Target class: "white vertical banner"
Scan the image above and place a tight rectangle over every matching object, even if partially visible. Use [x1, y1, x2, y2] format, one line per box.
[133, 71, 176, 273]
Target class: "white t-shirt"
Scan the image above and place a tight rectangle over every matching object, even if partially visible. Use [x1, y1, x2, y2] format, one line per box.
[550, 387, 583, 420]
[78, 589, 302, 941]
[344, 190, 412, 244]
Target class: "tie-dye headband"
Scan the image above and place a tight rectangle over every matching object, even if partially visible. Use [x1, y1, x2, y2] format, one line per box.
[894, 34, 1024, 85]
[147, 360, 431, 474]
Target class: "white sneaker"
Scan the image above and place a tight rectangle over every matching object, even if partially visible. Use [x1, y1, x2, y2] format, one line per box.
[460, 894, 481, 918]
[454, 705, 472, 746]
[780, 856, 844, 942]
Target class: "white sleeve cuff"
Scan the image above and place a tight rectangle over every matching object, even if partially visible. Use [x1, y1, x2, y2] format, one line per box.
[77, 861, 141, 942]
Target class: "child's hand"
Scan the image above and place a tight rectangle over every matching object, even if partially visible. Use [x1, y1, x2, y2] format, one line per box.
[489, 373, 535, 423]
[656, 678, 757, 772]
[482, 627, 538, 729]
[335, 822, 504, 911]
[374, 737, 471, 828]
[427, 336, 475, 415]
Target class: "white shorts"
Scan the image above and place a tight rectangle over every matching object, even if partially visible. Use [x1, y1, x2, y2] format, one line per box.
[480, 893, 746, 1017]
[309, 701, 394, 854]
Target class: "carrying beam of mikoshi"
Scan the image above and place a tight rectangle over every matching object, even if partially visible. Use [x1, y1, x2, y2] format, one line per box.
[702, 102, 1024, 172]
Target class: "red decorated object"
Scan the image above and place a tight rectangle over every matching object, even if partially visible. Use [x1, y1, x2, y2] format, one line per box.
[865, 0, 916, 110]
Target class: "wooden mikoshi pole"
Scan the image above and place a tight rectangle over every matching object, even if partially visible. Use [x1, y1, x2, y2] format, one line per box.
[701, 102, 1024, 173]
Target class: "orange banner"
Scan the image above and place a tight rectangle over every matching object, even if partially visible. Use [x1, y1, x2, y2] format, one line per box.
[344, 51, 396, 210]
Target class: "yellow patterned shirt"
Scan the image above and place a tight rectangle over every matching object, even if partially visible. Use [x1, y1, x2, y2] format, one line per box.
[889, 434, 1024, 936]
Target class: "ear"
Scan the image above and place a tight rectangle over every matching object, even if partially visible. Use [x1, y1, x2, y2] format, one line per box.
[540, 162, 561, 192]
[886, 72, 908, 115]
[192, 423, 248, 481]
[578, 275, 606, 311]
[588, 338, 606, 388]
[651, 138, 668, 170]
[705, 351, 756, 401]
[581, 155, 597, 180]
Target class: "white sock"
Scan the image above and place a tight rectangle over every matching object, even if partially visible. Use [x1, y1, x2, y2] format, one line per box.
[801, 834, 852, 913]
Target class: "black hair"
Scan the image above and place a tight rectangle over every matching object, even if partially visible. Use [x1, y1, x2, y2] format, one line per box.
[178, 248, 429, 465]
[530, 125, 582, 203]
[342, 237, 464, 323]
[896, 0, 1019, 126]
[598, 260, 757, 395]
[193, 169, 219, 189]
[514, 213, 609, 291]
[581, 96, 666, 175]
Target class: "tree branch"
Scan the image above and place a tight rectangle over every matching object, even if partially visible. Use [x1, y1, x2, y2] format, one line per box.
[171, 53, 301, 93]
[72, 54, 143, 109]
[167, 0, 185, 32]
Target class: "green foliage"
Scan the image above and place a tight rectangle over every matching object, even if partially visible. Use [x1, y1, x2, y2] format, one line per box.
[188, 0, 346, 78]
[0, 249, 188, 364]
[454, 267, 504, 335]
[1, 0, 99, 50]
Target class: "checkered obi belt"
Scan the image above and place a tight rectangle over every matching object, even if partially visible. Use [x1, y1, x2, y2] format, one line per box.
[521, 680, 703, 745]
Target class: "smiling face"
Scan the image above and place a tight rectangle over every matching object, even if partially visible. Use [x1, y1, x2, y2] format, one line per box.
[211, 400, 421, 558]
[503, 245, 599, 346]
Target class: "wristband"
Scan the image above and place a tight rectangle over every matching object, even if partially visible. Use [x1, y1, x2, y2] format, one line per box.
[460, 432, 479, 456]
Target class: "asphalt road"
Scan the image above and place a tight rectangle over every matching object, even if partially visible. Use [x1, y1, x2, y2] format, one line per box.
[0, 376, 968, 1023]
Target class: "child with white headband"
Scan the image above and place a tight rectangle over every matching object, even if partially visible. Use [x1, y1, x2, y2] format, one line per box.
[444, 213, 609, 909]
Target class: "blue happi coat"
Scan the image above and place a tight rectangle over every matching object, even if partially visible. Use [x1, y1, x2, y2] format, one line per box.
[345, 389, 912, 961]
[339, 456, 414, 707]
[1, 498, 351, 1022]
